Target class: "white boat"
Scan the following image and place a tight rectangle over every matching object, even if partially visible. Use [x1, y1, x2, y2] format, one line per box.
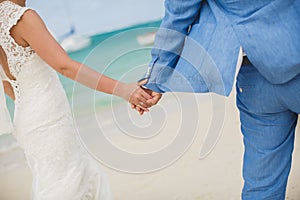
[137, 32, 156, 46]
[60, 35, 92, 53]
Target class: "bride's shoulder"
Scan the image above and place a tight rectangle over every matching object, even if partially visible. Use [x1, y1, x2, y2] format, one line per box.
[0, 2, 47, 53]
[9, 7, 46, 34]
[21, 9, 42, 23]
[17, 9, 47, 36]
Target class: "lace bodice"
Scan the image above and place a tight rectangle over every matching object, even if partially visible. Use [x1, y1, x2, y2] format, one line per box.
[0, 0, 35, 78]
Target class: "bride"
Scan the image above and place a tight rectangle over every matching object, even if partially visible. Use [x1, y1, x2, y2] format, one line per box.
[0, 0, 158, 199]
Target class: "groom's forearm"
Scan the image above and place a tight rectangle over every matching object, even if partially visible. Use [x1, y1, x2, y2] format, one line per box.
[143, 0, 203, 92]
[151, 0, 203, 62]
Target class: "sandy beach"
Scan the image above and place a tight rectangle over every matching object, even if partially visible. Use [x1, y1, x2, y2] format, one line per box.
[0, 90, 299, 200]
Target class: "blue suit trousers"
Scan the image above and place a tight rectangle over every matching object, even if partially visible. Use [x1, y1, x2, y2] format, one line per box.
[236, 63, 300, 199]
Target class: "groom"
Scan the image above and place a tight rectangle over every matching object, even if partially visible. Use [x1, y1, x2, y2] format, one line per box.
[133, 0, 300, 199]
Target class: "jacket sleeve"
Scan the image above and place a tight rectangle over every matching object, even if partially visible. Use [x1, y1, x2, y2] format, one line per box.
[142, 0, 203, 92]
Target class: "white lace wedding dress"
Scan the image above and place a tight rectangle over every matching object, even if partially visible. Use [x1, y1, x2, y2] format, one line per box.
[0, 1, 112, 199]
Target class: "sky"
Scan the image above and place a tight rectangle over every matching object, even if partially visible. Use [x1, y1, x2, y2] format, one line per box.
[27, 0, 164, 38]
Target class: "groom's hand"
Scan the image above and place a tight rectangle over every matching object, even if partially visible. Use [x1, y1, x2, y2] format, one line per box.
[131, 79, 162, 115]
[145, 90, 162, 106]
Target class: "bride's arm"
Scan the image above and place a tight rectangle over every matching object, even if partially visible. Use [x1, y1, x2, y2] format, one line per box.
[15, 9, 152, 110]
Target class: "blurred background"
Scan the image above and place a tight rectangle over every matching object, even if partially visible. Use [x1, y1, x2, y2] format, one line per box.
[27, 0, 164, 38]
[0, 1, 300, 200]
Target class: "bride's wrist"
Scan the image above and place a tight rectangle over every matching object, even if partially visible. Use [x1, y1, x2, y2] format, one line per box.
[113, 82, 130, 101]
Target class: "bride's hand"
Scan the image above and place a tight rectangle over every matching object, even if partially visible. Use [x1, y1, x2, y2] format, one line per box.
[131, 89, 162, 115]
[131, 79, 162, 115]
[115, 82, 153, 112]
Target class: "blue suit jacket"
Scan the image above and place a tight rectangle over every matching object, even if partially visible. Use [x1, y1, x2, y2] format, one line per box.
[142, 0, 300, 96]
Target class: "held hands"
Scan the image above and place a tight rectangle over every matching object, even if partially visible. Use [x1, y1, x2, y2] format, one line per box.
[130, 79, 162, 115]
[116, 82, 153, 112]
[115, 79, 162, 115]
